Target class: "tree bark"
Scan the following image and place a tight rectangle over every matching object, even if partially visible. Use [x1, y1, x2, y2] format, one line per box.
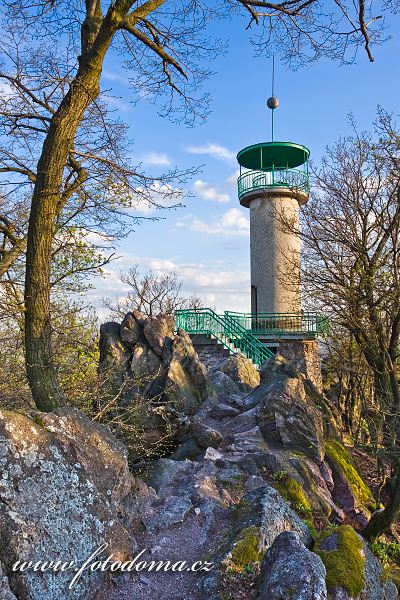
[363, 464, 400, 541]
[24, 13, 118, 411]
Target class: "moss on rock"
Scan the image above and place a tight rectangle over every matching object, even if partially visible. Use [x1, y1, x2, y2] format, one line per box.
[315, 525, 365, 597]
[273, 475, 313, 519]
[229, 526, 264, 571]
[325, 439, 373, 505]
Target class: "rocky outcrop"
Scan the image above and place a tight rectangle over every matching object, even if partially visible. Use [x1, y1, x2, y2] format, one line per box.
[0, 408, 136, 600]
[98, 312, 210, 461]
[210, 354, 260, 391]
[257, 531, 327, 600]
[256, 356, 325, 463]
[94, 345, 396, 600]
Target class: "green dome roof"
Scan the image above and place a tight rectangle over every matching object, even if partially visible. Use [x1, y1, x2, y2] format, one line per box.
[237, 141, 310, 170]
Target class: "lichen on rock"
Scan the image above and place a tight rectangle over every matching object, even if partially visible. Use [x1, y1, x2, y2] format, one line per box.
[0, 408, 135, 600]
[229, 526, 264, 571]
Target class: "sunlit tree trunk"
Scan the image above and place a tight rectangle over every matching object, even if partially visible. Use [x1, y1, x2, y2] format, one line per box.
[24, 11, 116, 411]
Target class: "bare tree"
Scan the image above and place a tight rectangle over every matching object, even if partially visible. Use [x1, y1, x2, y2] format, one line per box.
[104, 265, 202, 318]
[0, 1, 395, 411]
[296, 110, 400, 540]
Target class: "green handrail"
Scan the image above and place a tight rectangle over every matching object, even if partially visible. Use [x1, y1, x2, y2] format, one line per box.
[237, 167, 310, 199]
[175, 308, 274, 368]
[225, 311, 329, 336]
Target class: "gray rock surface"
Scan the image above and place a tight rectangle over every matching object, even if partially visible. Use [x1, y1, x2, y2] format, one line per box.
[0, 408, 135, 600]
[209, 370, 241, 398]
[235, 485, 313, 550]
[212, 354, 260, 391]
[0, 562, 17, 600]
[318, 529, 398, 600]
[98, 313, 210, 461]
[257, 531, 327, 600]
[190, 419, 224, 449]
[257, 356, 325, 462]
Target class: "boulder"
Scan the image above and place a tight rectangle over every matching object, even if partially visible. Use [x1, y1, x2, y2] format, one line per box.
[213, 354, 260, 391]
[209, 403, 240, 419]
[257, 531, 327, 600]
[120, 312, 143, 348]
[98, 321, 131, 396]
[190, 419, 224, 449]
[0, 408, 135, 600]
[209, 370, 241, 398]
[200, 484, 313, 598]
[97, 314, 211, 462]
[324, 439, 372, 524]
[163, 327, 209, 414]
[130, 341, 164, 383]
[143, 314, 175, 357]
[141, 496, 193, 533]
[257, 356, 325, 463]
[361, 542, 398, 600]
[315, 526, 398, 600]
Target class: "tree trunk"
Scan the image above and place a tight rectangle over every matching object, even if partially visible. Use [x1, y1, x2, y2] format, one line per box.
[363, 464, 400, 541]
[24, 20, 116, 411]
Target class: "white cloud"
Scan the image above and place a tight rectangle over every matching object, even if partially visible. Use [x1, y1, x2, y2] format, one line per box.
[107, 181, 182, 216]
[0, 81, 14, 100]
[104, 95, 130, 111]
[90, 254, 250, 315]
[226, 170, 240, 187]
[142, 152, 171, 167]
[186, 143, 236, 163]
[177, 208, 249, 237]
[193, 179, 230, 204]
[102, 69, 129, 85]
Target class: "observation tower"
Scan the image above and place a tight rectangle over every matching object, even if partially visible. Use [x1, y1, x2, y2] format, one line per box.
[237, 95, 310, 315]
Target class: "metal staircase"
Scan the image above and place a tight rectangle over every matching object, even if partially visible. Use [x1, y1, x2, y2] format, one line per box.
[175, 308, 274, 369]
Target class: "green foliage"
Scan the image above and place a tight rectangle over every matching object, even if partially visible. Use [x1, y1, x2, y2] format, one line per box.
[304, 519, 318, 541]
[370, 541, 400, 567]
[272, 469, 289, 482]
[325, 439, 373, 505]
[0, 299, 100, 410]
[315, 525, 365, 597]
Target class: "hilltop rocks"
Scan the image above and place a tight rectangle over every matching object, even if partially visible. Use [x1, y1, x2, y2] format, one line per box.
[211, 354, 260, 391]
[256, 356, 325, 463]
[98, 312, 210, 461]
[99, 313, 208, 407]
[0, 408, 135, 600]
[257, 531, 327, 600]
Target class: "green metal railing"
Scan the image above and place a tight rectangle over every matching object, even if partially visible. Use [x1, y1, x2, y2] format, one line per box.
[237, 168, 310, 199]
[175, 308, 274, 368]
[225, 311, 329, 337]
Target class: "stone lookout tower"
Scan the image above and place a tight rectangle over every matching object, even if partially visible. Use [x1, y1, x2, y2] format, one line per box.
[237, 108, 310, 315]
[176, 84, 326, 385]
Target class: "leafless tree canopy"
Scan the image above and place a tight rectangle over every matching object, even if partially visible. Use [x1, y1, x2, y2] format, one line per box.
[295, 110, 400, 539]
[104, 265, 202, 318]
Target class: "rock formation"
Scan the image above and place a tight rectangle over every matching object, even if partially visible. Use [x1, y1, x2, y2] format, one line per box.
[0, 407, 136, 599]
[98, 311, 210, 461]
[0, 314, 398, 600]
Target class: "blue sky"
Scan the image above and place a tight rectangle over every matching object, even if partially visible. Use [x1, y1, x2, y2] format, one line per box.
[91, 11, 400, 317]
